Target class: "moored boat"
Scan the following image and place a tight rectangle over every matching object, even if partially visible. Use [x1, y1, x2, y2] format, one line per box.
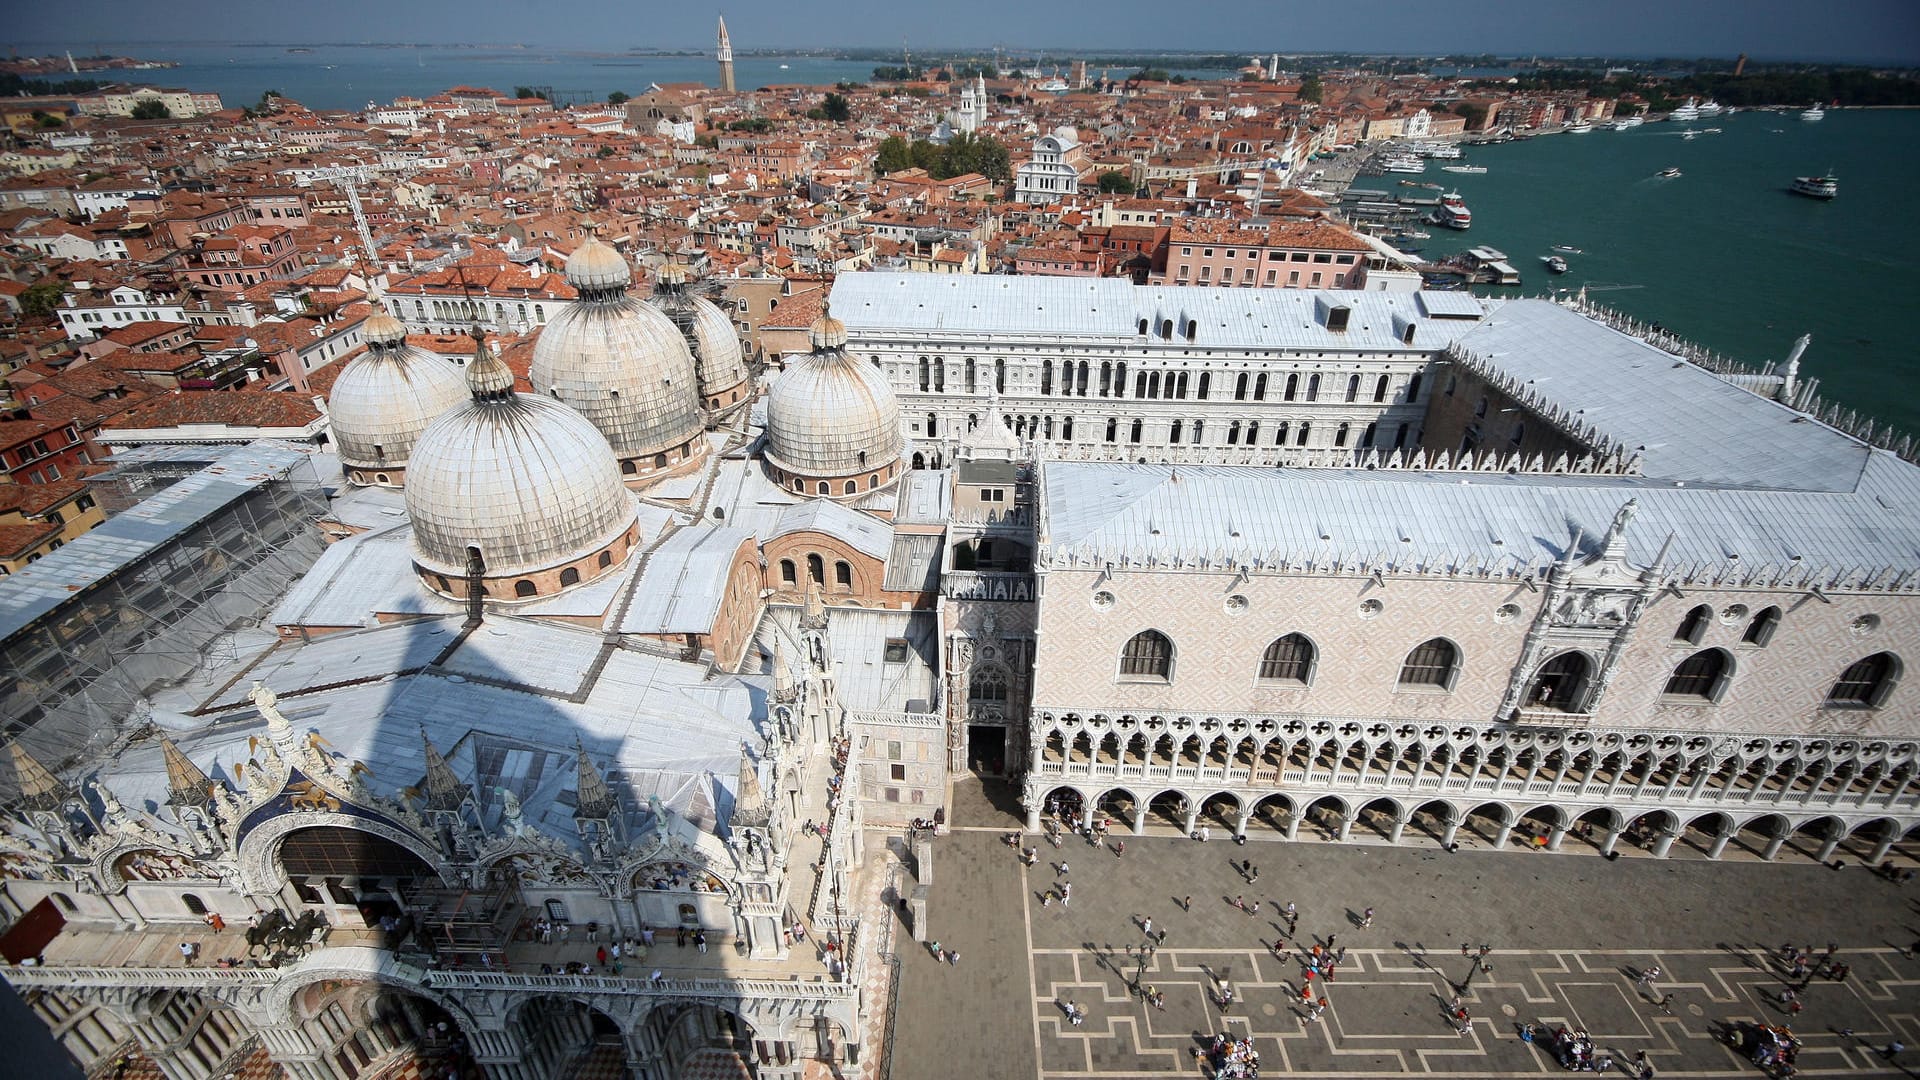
[1789, 173, 1838, 200]
[1669, 98, 1700, 122]
[1429, 191, 1472, 230]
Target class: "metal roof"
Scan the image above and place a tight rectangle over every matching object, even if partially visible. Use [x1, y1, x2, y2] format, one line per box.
[0, 442, 315, 643]
[620, 526, 756, 635]
[829, 273, 1491, 351]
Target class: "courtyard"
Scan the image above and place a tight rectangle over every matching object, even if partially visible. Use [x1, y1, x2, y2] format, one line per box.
[886, 778, 1920, 1079]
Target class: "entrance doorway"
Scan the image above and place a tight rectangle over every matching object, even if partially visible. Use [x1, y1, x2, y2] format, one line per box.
[968, 725, 1006, 775]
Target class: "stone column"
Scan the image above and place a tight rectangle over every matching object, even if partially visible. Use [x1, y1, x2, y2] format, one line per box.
[1234, 805, 1254, 838]
[1546, 821, 1569, 852]
[1284, 808, 1302, 842]
[1490, 821, 1512, 850]
[1181, 800, 1200, 839]
[1335, 813, 1354, 842]
[254, 1024, 334, 1080]
[1388, 813, 1409, 845]
[1651, 829, 1677, 859]
[1023, 779, 1042, 832]
[1761, 828, 1790, 861]
[1132, 804, 1148, 836]
[1600, 822, 1625, 856]
[1870, 832, 1898, 865]
[1815, 831, 1843, 863]
[1706, 825, 1736, 860]
[1440, 816, 1461, 850]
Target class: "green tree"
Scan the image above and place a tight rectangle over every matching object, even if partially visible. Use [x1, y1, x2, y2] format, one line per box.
[597, 145, 617, 158]
[874, 135, 912, 174]
[871, 65, 915, 81]
[1299, 74, 1323, 104]
[31, 110, 63, 129]
[1130, 68, 1172, 83]
[514, 86, 535, 100]
[937, 132, 1011, 183]
[822, 92, 851, 122]
[130, 99, 170, 120]
[1453, 101, 1488, 128]
[1096, 170, 1134, 195]
[20, 281, 65, 318]
[607, 91, 630, 105]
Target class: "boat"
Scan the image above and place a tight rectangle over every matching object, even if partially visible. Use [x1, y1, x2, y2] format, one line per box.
[1657, 166, 1682, 178]
[1669, 97, 1700, 122]
[1801, 104, 1825, 121]
[1550, 245, 1584, 254]
[1381, 155, 1426, 174]
[1541, 255, 1569, 274]
[1430, 191, 1472, 230]
[779, 63, 790, 70]
[1441, 164, 1486, 174]
[1566, 121, 1594, 134]
[1421, 182, 1444, 190]
[1695, 99, 1724, 117]
[1425, 143, 1462, 159]
[1789, 173, 1838, 200]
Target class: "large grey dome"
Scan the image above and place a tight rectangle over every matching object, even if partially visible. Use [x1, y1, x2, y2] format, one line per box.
[406, 342, 636, 582]
[652, 266, 749, 403]
[764, 315, 904, 480]
[530, 237, 705, 466]
[329, 309, 469, 483]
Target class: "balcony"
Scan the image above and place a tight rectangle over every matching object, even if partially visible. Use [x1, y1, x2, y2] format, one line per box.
[943, 571, 1034, 602]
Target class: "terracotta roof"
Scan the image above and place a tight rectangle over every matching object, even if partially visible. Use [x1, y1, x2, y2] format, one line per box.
[0, 521, 60, 560]
[102, 390, 322, 432]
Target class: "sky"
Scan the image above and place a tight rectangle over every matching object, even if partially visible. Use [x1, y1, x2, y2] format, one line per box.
[17, 0, 1920, 64]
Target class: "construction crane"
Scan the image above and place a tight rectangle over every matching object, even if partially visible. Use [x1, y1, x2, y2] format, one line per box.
[306, 165, 386, 270]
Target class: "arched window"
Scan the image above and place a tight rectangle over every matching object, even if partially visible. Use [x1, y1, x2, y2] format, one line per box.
[514, 580, 537, 598]
[1234, 373, 1249, 400]
[1398, 638, 1459, 690]
[1063, 417, 1074, 440]
[559, 567, 581, 587]
[1119, 630, 1173, 682]
[1526, 652, 1592, 712]
[1283, 373, 1298, 401]
[1674, 604, 1712, 645]
[1509, 422, 1525, 446]
[917, 356, 930, 391]
[843, 480, 857, 495]
[807, 554, 825, 584]
[1407, 373, 1423, 401]
[970, 670, 1007, 701]
[1137, 318, 1149, 335]
[1827, 652, 1899, 708]
[1197, 372, 1211, 399]
[1373, 374, 1391, 402]
[182, 894, 207, 915]
[1306, 374, 1321, 401]
[1258, 634, 1316, 684]
[817, 481, 830, 495]
[598, 551, 614, 569]
[1474, 396, 1489, 419]
[1664, 648, 1732, 701]
[1254, 373, 1268, 400]
[1129, 419, 1143, 444]
[1742, 606, 1781, 646]
[834, 561, 853, 588]
[1344, 374, 1360, 402]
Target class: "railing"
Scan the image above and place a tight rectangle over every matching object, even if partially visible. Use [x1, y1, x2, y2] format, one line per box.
[425, 969, 856, 1002]
[942, 571, 1034, 602]
[847, 709, 943, 731]
[2, 964, 283, 989]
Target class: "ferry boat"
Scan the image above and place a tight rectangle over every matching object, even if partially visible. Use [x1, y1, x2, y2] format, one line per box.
[1430, 191, 1472, 230]
[1668, 98, 1700, 122]
[1657, 166, 1682, 178]
[1441, 164, 1487, 174]
[1550, 245, 1585, 254]
[1381, 154, 1426, 174]
[1424, 143, 1462, 159]
[1789, 173, 1838, 200]
[1541, 255, 1570, 274]
[1801, 104, 1826, 121]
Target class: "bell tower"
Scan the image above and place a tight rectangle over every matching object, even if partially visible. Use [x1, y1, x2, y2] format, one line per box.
[716, 15, 736, 93]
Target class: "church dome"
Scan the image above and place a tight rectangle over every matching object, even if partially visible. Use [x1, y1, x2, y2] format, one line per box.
[405, 338, 638, 595]
[651, 265, 749, 407]
[763, 313, 904, 495]
[329, 308, 468, 485]
[530, 237, 707, 481]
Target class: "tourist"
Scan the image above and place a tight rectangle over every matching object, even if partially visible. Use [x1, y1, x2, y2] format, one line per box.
[177, 941, 196, 965]
[1141, 916, 1153, 937]
[1361, 906, 1375, 929]
[204, 912, 225, 932]
[946, 948, 959, 966]
[595, 945, 607, 967]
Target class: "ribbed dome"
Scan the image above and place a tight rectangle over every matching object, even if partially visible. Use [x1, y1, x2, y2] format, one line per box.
[565, 236, 633, 291]
[764, 317, 903, 478]
[650, 269, 748, 401]
[329, 320, 469, 478]
[405, 346, 635, 579]
[531, 254, 705, 464]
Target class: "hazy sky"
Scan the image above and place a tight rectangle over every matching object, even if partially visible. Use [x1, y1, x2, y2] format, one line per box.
[21, 0, 1920, 63]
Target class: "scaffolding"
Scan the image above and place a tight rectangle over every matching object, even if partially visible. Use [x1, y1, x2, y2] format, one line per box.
[0, 444, 331, 790]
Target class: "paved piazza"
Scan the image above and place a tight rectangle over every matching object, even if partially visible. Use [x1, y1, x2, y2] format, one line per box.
[887, 779, 1919, 1079]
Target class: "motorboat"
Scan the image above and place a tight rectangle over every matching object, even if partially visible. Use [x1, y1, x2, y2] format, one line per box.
[1566, 121, 1594, 134]
[1789, 173, 1838, 200]
[1657, 166, 1682, 178]
[1441, 164, 1487, 174]
[1380, 153, 1426, 173]
[1550, 245, 1584, 254]
[1425, 143, 1462, 159]
[1541, 255, 1569, 274]
[1669, 98, 1700, 122]
[1801, 104, 1825, 121]
[1430, 191, 1472, 230]
[1695, 99, 1724, 117]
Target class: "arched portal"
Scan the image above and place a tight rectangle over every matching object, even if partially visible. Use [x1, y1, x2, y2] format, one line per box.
[1409, 799, 1457, 845]
[642, 1002, 759, 1079]
[1462, 802, 1511, 847]
[1303, 795, 1348, 841]
[1356, 797, 1402, 841]
[1679, 811, 1732, 857]
[276, 825, 441, 932]
[1525, 652, 1593, 712]
[1733, 814, 1790, 859]
[1097, 788, 1141, 832]
[1514, 805, 1561, 851]
[1249, 793, 1292, 833]
[294, 981, 477, 1080]
[1199, 792, 1240, 831]
[1147, 790, 1188, 830]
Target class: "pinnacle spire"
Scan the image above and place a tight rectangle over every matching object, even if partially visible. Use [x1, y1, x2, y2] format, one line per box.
[573, 739, 615, 819]
[736, 743, 764, 814]
[419, 727, 472, 812]
[5, 742, 66, 810]
[771, 636, 797, 700]
[160, 737, 214, 807]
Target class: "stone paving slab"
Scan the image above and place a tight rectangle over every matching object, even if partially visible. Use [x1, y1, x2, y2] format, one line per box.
[893, 784, 1920, 1078]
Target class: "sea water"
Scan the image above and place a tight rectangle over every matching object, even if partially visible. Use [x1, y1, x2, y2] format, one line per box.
[1413, 109, 1920, 433]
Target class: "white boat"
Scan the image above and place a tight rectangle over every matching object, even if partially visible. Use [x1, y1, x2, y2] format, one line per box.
[1541, 255, 1569, 274]
[1441, 164, 1486, 174]
[1550, 245, 1584, 254]
[1669, 97, 1700, 122]
[1424, 143, 1462, 159]
[1431, 191, 1472, 230]
[1381, 155, 1426, 174]
[1657, 166, 1682, 179]
[1695, 99, 1724, 117]
[1566, 121, 1593, 134]
[1801, 104, 1826, 121]
[1789, 172, 1838, 200]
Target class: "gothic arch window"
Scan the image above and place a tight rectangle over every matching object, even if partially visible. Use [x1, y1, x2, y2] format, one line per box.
[1234, 373, 1249, 401]
[1306, 374, 1321, 402]
[970, 669, 1007, 701]
[1742, 606, 1782, 646]
[1397, 638, 1460, 690]
[1664, 648, 1733, 702]
[1118, 630, 1173, 682]
[1674, 604, 1712, 645]
[1526, 651, 1592, 712]
[1284, 373, 1298, 401]
[1258, 634, 1316, 684]
[1827, 652, 1900, 708]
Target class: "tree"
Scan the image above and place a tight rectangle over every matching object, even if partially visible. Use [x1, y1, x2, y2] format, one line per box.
[20, 281, 65, 319]
[822, 92, 851, 122]
[1453, 101, 1488, 128]
[607, 91, 630, 105]
[597, 145, 617, 158]
[1096, 170, 1134, 195]
[130, 99, 170, 120]
[31, 110, 63, 129]
[874, 135, 912, 174]
[1299, 75, 1323, 104]
[1131, 68, 1172, 83]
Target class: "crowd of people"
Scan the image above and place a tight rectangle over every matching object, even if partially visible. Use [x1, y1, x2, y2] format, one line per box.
[1199, 1032, 1261, 1078]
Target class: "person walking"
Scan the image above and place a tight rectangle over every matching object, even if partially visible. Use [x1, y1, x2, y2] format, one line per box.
[694, 930, 707, 954]
[1360, 906, 1375, 929]
[204, 912, 225, 932]
[947, 948, 959, 966]
[1182, 895, 1192, 912]
[178, 941, 196, 965]
[1141, 916, 1153, 938]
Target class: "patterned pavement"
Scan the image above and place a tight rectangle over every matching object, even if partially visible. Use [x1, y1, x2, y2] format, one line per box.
[886, 778, 1920, 1079]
